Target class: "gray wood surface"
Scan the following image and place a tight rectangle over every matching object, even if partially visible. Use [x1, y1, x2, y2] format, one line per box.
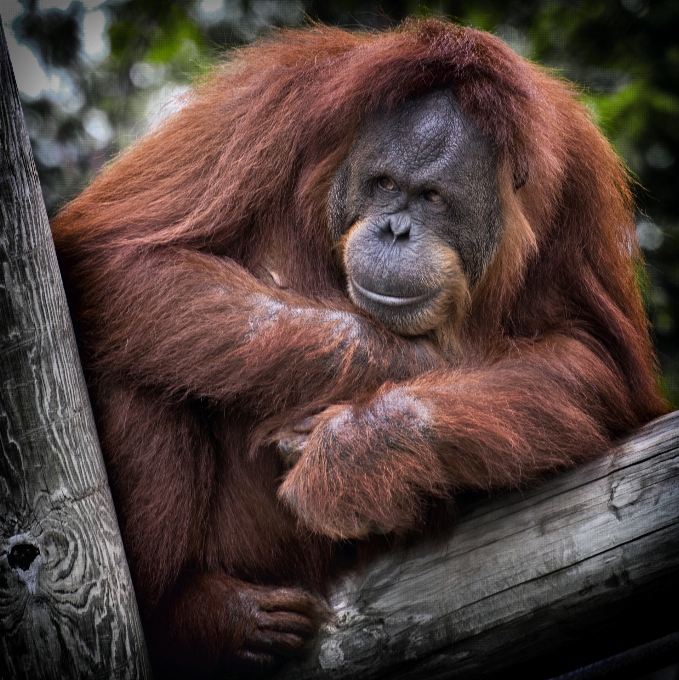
[0, 19, 152, 680]
[278, 409, 679, 679]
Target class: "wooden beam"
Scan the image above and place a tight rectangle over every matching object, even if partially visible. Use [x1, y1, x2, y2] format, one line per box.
[278, 410, 679, 679]
[0, 19, 152, 680]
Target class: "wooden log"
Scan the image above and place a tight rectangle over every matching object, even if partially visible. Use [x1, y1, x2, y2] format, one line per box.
[278, 410, 679, 679]
[0, 19, 152, 680]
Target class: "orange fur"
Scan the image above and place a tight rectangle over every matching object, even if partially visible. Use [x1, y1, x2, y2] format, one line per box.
[51, 20, 669, 677]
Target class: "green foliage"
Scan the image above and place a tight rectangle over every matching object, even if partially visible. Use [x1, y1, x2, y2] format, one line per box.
[108, 3, 206, 68]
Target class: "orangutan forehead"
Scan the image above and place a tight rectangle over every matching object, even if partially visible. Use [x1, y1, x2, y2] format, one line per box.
[352, 90, 491, 174]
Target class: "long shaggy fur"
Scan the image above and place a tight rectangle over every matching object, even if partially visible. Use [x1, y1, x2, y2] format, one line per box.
[51, 19, 669, 676]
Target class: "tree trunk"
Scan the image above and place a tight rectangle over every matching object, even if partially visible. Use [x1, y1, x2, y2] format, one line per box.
[277, 410, 679, 679]
[0, 19, 152, 680]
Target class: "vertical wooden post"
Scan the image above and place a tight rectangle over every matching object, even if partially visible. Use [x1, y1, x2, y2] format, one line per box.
[0, 19, 152, 680]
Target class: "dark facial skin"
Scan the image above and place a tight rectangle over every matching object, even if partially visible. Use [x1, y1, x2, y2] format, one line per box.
[328, 90, 503, 336]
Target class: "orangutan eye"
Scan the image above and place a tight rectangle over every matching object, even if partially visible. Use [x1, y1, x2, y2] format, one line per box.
[423, 189, 442, 203]
[377, 177, 398, 192]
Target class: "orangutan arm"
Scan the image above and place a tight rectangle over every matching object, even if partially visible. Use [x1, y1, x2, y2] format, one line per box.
[277, 333, 640, 538]
[79, 248, 442, 413]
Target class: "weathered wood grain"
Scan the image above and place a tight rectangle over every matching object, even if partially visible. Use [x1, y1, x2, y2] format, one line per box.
[0, 19, 152, 680]
[277, 410, 679, 679]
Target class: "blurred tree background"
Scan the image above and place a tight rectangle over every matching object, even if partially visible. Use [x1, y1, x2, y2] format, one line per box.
[2, 0, 678, 405]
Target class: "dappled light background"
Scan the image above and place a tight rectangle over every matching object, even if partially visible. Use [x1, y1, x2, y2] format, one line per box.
[2, 0, 678, 405]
